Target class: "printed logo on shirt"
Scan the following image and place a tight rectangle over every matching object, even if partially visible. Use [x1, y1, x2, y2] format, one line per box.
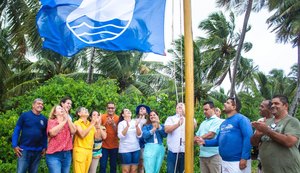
[40, 120, 44, 126]
[221, 124, 233, 131]
[261, 124, 283, 142]
[219, 124, 234, 134]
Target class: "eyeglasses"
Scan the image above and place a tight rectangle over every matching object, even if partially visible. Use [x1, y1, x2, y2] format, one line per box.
[107, 107, 115, 110]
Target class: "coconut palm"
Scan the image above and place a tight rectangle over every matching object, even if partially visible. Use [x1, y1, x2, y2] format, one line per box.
[167, 35, 213, 104]
[216, 0, 255, 97]
[251, 69, 296, 100]
[197, 12, 254, 88]
[0, 27, 15, 110]
[266, 0, 300, 116]
[93, 50, 171, 96]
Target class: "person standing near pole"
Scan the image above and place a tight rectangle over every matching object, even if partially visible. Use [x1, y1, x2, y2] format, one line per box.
[165, 102, 196, 173]
[194, 101, 223, 173]
[196, 97, 253, 173]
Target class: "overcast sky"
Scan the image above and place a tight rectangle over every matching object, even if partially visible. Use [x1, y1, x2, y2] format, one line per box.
[146, 0, 297, 76]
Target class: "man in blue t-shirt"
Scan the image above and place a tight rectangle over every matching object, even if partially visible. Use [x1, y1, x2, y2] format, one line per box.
[197, 97, 253, 173]
[12, 98, 48, 173]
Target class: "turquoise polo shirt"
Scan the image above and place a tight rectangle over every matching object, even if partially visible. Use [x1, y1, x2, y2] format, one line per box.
[196, 115, 223, 157]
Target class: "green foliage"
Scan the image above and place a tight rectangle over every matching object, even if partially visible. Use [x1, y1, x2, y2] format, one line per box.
[0, 76, 177, 172]
[238, 92, 262, 121]
[3, 75, 120, 116]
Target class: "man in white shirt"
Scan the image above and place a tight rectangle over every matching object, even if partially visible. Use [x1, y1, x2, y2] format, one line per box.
[165, 102, 196, 173]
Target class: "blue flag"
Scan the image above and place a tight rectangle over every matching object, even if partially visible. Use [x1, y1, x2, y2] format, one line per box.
[36, 0, 166, 57]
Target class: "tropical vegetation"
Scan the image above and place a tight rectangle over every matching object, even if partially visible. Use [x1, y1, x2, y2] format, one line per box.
[0, 0, 299, 172]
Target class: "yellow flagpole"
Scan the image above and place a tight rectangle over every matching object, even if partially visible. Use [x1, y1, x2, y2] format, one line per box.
[183, 0, 194, 172]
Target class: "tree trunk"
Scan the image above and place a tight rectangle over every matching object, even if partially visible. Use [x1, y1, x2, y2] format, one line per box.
[289, 33, 300, 116]
[229, 0, 253, 97]
[86, 48, 95, 84]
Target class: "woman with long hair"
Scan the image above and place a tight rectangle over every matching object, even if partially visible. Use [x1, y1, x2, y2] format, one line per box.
[118, 108, 142, 173]
[88, 110, 107, 173]
[46, 105, 76, 173]
[60, 96, 73, 120]
[142, 110, 167, 173]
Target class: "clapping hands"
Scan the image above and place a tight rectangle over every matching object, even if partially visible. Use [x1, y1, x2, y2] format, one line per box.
[194, 136, 205, 145]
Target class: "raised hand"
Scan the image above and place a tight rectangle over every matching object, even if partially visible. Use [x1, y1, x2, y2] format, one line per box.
[178, 117, 184, 126]
[252, 120, 269, 134]
[98, 113, 102, 125]
[91, 116, 97, 126]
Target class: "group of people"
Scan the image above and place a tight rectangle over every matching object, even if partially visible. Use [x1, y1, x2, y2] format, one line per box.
[12, 98, 169, 173]
[12, 95, 300, 173]
[194, 95, 300, 173]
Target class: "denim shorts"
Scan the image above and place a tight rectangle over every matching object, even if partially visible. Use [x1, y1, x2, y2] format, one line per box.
[119, 150, 140, 165]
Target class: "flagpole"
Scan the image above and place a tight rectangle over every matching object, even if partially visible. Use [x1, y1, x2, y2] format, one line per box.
[183, 0, 194, 172]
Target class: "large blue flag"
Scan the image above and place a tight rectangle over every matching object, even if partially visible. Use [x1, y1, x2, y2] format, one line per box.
[36, 0, 166, 57]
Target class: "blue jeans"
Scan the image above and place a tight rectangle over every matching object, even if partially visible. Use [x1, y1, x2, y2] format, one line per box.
[99, 148, 118, 173]
[119, 150, 140, 165]
[17, 150, 42, 173]
[167, 151, 184, 173]
[46, 150, 72, 173]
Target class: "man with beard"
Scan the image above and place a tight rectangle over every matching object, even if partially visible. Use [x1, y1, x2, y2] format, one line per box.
[100, 101, 119, 173]
[251, 95, 300, 173]
[197, 97, 253, 173]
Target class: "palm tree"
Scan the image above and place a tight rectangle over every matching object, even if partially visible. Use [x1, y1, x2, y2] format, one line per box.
[168, 12, 256, 104]
[86, 48, 96, 84]
[266, 0, 300, 116]
[0, 27, 15, 110]
[4, 50, 82, 100]
[167, 35, 212, 104]
[251, 69, 296, 101]
[0, 0, 41, 57]
[197, 12, 237, 86]
[94, 50, 171, 96]
[197, 12, 254, 88]
[216, 0, 254, 97]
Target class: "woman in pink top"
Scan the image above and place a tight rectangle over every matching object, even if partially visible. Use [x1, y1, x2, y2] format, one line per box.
[46, 105, 76, 173]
